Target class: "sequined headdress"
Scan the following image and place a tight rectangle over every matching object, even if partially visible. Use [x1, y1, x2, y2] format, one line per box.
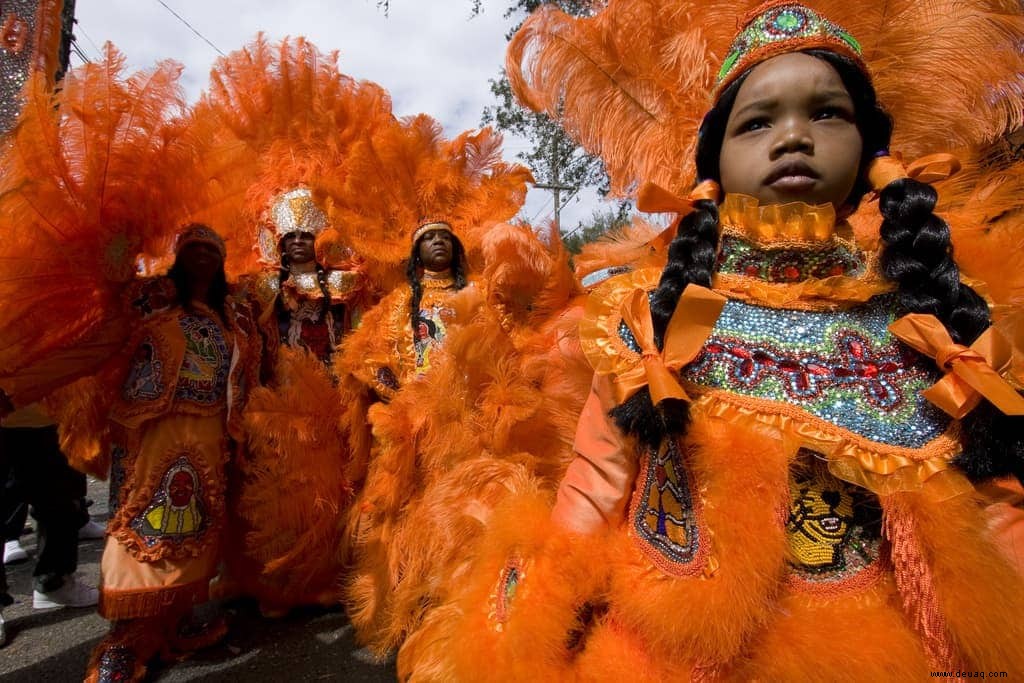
[268, 187, 330, 239]
[714, 1, 867, 100]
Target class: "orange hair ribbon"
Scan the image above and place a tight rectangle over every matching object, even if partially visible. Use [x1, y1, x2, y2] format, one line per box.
[638, 180, 722, 252]
[889, 313, 1024, 419]
[867, 153, 961, 192]
[613, 284, 727, 405]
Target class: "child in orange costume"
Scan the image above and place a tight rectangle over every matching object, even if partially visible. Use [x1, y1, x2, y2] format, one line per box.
[401, 2, 1024, 679]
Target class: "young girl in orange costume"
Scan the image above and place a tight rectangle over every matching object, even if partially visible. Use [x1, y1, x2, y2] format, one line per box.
[400, 2, 1024, 679]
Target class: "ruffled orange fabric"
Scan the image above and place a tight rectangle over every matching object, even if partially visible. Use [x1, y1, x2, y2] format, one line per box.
[713, 271, 894, 311]
[867, 153, 962, 192]
[579, 268, 660, 376]
[719, 194, 839, 245]
[692, 393, 971, 500]
[890, 313, 1024, 418]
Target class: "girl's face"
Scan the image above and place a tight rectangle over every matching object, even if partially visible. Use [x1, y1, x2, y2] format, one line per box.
[718, 52, 862, 209]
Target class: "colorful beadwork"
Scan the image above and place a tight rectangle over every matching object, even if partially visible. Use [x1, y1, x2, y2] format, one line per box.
[174, 314, 230, 405]
[121, 339, 165, 403]
[716, 3, 863, 96]
[678, 295, 951, 448]
[130, 456, 207, 546]
[631, 440, 708, 576]
[96, 644, 136, 683]
[492, 556, 525, 627]
[717, 234, 865, 282]
[786, 454, 882, 584]
[414, 304, 452, 375]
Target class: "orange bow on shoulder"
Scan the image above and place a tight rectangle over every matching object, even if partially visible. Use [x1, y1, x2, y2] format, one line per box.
[867, 152, 961, 193]
[889, 313, 1024, 419]
[612, 284, 727, 405]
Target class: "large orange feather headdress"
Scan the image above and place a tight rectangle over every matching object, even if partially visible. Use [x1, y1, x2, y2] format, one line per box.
[507, 0, 1024, 197]
[183, 35, 395, 275]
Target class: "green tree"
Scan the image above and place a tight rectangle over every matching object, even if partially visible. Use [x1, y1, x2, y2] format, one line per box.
[562, 206, 631, 254]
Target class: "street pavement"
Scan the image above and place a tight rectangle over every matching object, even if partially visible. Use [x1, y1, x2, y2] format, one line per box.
[0, 476, 396, 682]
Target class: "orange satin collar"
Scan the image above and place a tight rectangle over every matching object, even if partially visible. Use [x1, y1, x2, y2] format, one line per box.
[867, 153, 961, 192]
[889, 313, 1024, 419]
[613, 284, 726, 405]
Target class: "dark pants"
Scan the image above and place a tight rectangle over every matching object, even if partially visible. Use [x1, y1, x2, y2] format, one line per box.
[2, 487, 29, 542]
[0, 426, 86, 597]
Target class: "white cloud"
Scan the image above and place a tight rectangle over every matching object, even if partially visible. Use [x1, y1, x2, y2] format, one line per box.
[72, 0, 614, 230]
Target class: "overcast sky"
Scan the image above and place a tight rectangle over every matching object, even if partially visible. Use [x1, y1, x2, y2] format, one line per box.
[72, 0, 605, 231]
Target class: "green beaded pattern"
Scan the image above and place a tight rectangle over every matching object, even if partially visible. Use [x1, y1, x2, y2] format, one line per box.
[717, 4, 863, 86]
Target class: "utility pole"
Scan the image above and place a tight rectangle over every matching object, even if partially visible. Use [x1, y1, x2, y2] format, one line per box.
[533, 134, 575, 233]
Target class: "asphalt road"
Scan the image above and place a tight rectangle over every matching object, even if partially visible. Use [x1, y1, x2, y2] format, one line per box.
[0, 476, 397, 682]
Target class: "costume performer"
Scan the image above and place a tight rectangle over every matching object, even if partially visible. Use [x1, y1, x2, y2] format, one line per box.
[397, 2, 1024, 679]
[84, 226, 258, 682]
[0, 51, 260, 681]
[180, 38, 389, 615]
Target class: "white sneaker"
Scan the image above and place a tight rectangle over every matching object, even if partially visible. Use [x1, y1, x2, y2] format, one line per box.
[78, 520, 106, 540]
[0, 611, 6, 647]
[3, 540, 28, 564]
[32, 574, 98, 609]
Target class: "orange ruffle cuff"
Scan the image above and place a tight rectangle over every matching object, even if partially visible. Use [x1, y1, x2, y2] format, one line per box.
[579, 268, 660, 376]
[691, 392, 971, 500]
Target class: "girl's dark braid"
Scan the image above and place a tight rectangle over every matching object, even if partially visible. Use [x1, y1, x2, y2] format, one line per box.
[877, 178, 1024, 483]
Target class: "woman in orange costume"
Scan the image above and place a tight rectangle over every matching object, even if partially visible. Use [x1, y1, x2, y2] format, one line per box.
[401, 2, 1024, 680]
[84, 226, 259, 682]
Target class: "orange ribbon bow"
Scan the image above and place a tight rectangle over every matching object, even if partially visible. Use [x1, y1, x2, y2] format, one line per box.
[613, 284, 727, 405]
[889, 313, 1024, 419]
[867, 152, 961, 193]
[638, 180, 722, 252]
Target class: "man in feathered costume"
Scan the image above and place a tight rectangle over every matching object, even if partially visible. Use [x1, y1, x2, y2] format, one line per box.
[393, 1, 1024, 679]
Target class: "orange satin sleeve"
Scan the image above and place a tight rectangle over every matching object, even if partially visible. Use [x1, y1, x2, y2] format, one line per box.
[551, 375, 638, 534]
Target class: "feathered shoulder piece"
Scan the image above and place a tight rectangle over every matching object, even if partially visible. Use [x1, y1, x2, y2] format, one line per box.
[507, 0, 1024, 196]
[0, 46, 202, 393]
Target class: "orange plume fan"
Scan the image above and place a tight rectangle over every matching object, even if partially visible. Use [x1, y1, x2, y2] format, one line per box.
[0, 45, 200, 382]
[507, 0, 1024, 196]
[184, 35, 395, 276]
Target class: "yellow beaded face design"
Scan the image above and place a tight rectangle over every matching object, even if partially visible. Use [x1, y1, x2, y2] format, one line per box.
[787, 467, 854, 569]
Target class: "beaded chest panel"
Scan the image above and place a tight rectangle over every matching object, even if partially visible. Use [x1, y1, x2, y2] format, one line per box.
[618, 294, 951, 448]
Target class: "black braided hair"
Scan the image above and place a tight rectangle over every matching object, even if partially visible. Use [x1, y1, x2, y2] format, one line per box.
[613, 50, 1023, 482]
[406, 232, 469, 346]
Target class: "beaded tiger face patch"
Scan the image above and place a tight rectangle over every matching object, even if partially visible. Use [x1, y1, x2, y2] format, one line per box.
[786, 455, 883, 586]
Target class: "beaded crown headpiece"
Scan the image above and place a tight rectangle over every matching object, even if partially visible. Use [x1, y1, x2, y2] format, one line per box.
[411, 218, 455, 245]
[175, 224, 226, 258]
[714, 1, 867, 100]
[268, 187, 330, 240]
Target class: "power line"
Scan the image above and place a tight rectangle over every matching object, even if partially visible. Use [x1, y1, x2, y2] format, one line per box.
[70, 39, 92, 64]
[74, 21, 104, 61]
[153, 0, 225, 57]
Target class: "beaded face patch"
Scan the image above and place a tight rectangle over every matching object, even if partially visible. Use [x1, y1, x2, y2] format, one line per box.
[786, 455, 883, 585]
[679, 295, 951, 448]
[717, 234, 865, 282]
[130, 456, 207, 546]
[629, 440, 710, 576]
[122, 339, 165, 403]
[174, 314, 230, 405]
[489, 555, 527, 631]
[414, 305, 452, 375]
